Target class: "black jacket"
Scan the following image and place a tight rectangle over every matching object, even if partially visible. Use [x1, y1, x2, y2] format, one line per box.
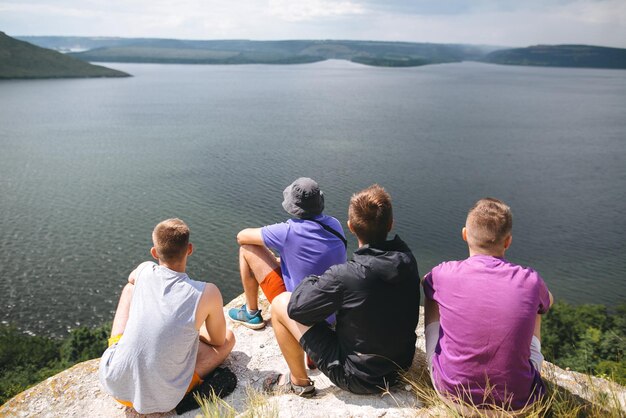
[288, 235, 421, 387]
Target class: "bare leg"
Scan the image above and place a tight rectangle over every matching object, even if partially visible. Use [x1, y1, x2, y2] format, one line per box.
[270, 292, 312, 386]
[239, 244, 279, 311]
[110, 283, 134, 336]
[195, 328, 236, 378]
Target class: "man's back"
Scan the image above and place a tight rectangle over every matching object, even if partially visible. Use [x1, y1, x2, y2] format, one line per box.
[262, 214, 346, 291]
[289, 235, 420, 387]
[424, 255, 551, 409]
[99, 262, 205, 414]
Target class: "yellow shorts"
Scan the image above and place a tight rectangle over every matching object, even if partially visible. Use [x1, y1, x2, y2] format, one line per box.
[108, 334, 203, 408]
[108, 334, 122, 347]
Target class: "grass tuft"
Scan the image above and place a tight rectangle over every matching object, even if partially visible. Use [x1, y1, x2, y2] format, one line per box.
[401, 353, 624, 417]
[195, 385, 278, 418]
[194, 390, 236, 418]
[241, 385, 279, 418]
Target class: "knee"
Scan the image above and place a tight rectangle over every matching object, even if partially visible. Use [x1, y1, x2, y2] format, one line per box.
[271, 292, 292, 318]
[239, 244, 257, 264]
[239, 244, 255, 256]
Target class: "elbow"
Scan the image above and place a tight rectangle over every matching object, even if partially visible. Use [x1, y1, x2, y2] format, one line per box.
[236, 231, 244, 246]
[216, 328, 235, 348]
[236, 230, 249, 246]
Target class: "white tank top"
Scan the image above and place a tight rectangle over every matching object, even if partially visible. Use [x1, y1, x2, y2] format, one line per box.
[99, 262, 205, 414]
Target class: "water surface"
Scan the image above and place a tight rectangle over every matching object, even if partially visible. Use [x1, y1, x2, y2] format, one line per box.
[1, 61, 624, 335]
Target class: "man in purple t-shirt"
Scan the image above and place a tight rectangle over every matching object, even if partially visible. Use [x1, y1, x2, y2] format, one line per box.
[423, 198, 553, 411]
[228, 178, 347, 330]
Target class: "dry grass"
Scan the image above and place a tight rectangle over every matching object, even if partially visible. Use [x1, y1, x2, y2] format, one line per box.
[195, 385, 278, 418]
[195, 355, 623, 418]
[194, 390, 236, 418]
[240, 385, 279, 418]
[401, 354, 624, 417]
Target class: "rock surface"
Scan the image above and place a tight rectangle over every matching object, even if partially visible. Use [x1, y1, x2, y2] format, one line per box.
[1, 294, 624, 417]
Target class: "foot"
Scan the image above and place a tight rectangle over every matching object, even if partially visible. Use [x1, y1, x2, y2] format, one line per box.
[263, 372, 315, 397]
[228, 304, 265, 330]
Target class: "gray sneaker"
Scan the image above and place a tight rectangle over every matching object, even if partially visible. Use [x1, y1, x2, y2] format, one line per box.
[263, 372, 315, 397]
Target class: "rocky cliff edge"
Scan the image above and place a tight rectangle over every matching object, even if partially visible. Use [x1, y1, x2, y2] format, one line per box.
[1, 294, 624, 417]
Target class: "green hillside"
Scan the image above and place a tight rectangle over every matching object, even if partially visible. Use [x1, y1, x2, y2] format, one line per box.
[67, 39, 494, 67]
[18, 36, 625, 70]
[14, 37, 501, 67]
[69, 45, 324, 65]
[0, 32, 129, 79]
[482, 45, 626, 69]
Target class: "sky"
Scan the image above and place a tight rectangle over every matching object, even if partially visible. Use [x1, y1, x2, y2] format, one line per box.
[1, 0, 625, 48]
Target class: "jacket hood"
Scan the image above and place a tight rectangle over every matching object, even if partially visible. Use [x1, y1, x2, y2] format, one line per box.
[352, 235, 418, 284]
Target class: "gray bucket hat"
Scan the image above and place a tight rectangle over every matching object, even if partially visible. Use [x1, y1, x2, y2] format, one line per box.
[282, 177, 325, 219]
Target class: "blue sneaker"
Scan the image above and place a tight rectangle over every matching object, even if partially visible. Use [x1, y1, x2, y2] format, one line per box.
[228, 304, 265, 330]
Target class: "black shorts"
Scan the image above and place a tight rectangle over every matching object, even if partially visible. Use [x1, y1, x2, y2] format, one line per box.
[299, 322, 382, 394]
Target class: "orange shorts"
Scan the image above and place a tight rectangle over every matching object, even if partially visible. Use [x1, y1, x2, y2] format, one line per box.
[115, 372, 202, 408]
[259, 268, 286, 303]
[109, 334, 203, 408]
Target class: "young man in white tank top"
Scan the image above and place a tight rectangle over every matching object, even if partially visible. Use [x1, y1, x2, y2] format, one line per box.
[99, 218, 236, 414]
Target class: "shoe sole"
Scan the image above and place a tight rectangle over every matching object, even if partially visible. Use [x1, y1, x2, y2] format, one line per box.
[228, 316, 266, 330]
[296, 388, 316, 398]
[263, 373, 316, 397]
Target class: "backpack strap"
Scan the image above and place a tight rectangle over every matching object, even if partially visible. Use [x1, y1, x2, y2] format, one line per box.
[308, 219, 348, 249]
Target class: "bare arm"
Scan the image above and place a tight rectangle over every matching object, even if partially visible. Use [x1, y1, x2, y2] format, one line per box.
[544, 290, 554, 312]
[424, 295, 440, 327]
[236, 228, 264, 246]
[196, 283, 227, 346]
[422, 272, 440, 327]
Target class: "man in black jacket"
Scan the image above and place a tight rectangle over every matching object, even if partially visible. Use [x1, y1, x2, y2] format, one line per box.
[265, 184, 421, 396]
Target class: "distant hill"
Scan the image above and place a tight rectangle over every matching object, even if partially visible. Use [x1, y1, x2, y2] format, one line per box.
[482, 45, 626, 69]
[19, 36, 502, 67]
[0, 32, 129, 79]
[18, 36, 625, 70]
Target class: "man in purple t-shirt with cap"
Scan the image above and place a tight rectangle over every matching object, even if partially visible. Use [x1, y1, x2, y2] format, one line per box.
[228, 177, 347, 330]
[423, 197, 553, 412]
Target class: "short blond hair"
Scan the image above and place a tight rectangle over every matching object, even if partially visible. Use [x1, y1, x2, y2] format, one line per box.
[466, 198, 512, 251]
[348, 184, 393, 244]
[152, 218, 190, 262]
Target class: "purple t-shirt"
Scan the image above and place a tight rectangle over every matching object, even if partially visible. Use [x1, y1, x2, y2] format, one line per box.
[423, 255, 551, 410]
[261, 214, 347, 292]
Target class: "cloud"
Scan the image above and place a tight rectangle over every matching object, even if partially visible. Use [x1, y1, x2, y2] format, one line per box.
[0, 2, 99, 18]
[0, 0, 623, 47]
[347, 0, 626, 47]
[555, 0, 626, 25]
[355, 0, 618, 16]
[268, 0, 364, 22]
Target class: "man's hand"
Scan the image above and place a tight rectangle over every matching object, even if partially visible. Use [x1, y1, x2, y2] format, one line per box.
[128, 267, 139, 284]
